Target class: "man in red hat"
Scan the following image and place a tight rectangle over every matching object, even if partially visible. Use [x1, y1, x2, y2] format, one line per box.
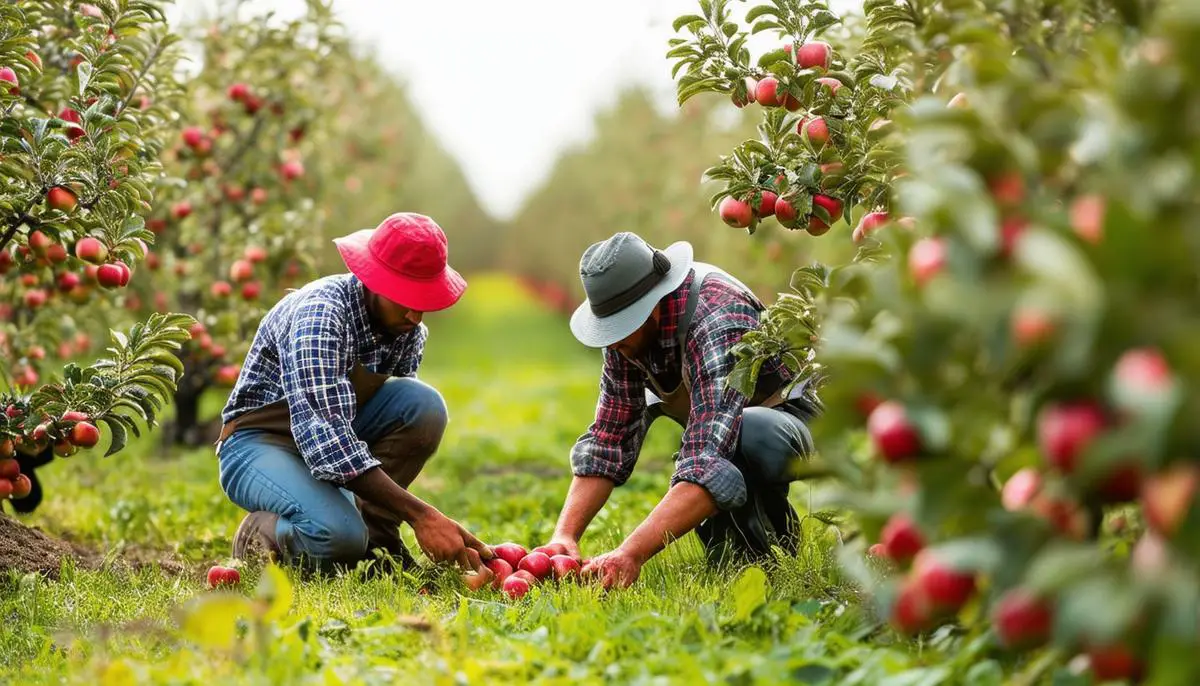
[215, 212, 492, 575]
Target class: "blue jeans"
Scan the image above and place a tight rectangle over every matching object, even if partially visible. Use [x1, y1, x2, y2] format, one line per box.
[217, 377, 448, 568]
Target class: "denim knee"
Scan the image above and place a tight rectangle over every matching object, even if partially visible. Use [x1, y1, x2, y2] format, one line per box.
[738, 406, 813, 484]
[294, 508, 369, 563]
[378, 378, 448, 445]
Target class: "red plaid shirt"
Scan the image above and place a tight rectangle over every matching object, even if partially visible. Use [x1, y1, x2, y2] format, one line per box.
[570, 270, 791, 510]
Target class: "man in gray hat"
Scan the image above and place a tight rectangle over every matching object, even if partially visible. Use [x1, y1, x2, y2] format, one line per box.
[543, 232, 819, 589]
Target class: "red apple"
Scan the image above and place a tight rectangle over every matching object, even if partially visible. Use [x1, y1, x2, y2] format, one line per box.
[171, 201, 192, 220]
[908, 237, 947, 286]
[1011, 306, 1056, 347]
[718, 196, 754, 228]
[57, 272, 81, 293]
[0, 458, 18, 479]
[227, 83, 251, 102]
[774, 196, 799, 228]
[210, 281, 233, 298]
[486, 557, 514, 589]
[511, 569, 538, 585]
[988, 173, 1025, 206]
[493, 543, 528, 569]
[999, 216, 1028, 257]
[1070, 194, 1104, 244]
[23, 289, 47, 309]
[47, 186, 79, 213]
[798, 116, 829, 145]
[881, 514, 925, 563]
[279, 160, 304, 181]
[549, 555, 581, 581]
[75, 236, 108, 264]
[11, 473, 31, 499]
[0, 66, 17, 92]
[852, 211, 889, 243]
[53, 439, 77, 457]
[1141, 463, 1199, 537]
[911, 552, 976, 613]
[993, 588, 1054, 650]
[533, 543, 569, 558]
[891, 579, 935, 634]
[517, 551, 553, 580]
[96, 263, 123, 289]
[250, 187, 268, 205]
[815, 76, 842, 94]
[807, 194, 843, 234]
[70, 421, 100, 448]
[241, 282, 261, 301]
[244, 245, 268, 263]
[1085, 644, 1143, 683]
[755, 77, 784, 107]
[1036, 402, 1107, 474]
[28, 230, 52, 256]
[206, 565, 241, 588]
[182, 126, 205, 148]
[25, 52, 41, 71]
[795, 41, 832, 70]
[0, 479, 11, 499]
[229, 259, 254, 283]
[214, 365, 241, 387]
[502, 574, 532, 599]
[867, 401, 922, 463]
[1001, 468, 1043, 512]
[867, 543, 890, 559]
[753, 190, 778, 218]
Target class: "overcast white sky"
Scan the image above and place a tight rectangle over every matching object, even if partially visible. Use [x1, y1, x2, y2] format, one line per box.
[171, 1, 857, 220]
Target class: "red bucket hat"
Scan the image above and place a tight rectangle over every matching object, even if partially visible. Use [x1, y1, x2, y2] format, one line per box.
[333, 213, 467, 312]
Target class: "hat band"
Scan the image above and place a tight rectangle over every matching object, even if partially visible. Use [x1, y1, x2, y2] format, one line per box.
[589, 250, 671, 318]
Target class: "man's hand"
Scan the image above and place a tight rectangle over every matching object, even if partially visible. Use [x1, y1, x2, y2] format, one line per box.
[547, 535, 582, 559]
[581, 548, 642, 589]
[410, 507, 493, 572]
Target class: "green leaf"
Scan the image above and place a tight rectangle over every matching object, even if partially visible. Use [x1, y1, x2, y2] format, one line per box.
[102, 417, 127, 457]
[256, 563, 294, 622]
[178, 594, 254, 650]
[744, 6, 777, 22]
[672, 14, 706, 32]
[730, 566, 768, 622]
[77, 62, 94, 98]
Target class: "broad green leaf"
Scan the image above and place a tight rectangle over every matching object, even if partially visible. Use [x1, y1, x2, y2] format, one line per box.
[178, 594, 253, 650]
[731, 566, 768, 622]
[256, 563, 293, 622]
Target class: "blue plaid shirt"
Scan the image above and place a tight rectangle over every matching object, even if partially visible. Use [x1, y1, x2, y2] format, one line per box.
[221, 274, 427, 483]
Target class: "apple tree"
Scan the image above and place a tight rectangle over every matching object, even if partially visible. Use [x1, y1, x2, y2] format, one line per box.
[672, 0, 1199, 681]
[0, 0, 194, 513]
[124, 2, 350, 446]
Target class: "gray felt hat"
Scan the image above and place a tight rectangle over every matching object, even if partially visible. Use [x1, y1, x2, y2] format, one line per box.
[569, 232, 694, 348]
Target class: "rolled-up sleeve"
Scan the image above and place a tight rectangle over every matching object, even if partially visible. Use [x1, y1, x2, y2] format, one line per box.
[570, 349, 647, 485]
[670, 300, 762, 510]
[280, 301, 380, 483]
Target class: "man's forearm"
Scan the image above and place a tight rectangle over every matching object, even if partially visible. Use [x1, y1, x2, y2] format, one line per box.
[553, 476, 615, 542]
[619, 482, 718, 563]
[344, 466, 431, 523]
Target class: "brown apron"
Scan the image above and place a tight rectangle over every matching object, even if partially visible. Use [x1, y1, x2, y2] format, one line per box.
[216, 362, 390, 446]
[638, 263, 790, 423]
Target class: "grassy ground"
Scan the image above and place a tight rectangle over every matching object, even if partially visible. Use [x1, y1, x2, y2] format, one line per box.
[0, 275, 954, 685]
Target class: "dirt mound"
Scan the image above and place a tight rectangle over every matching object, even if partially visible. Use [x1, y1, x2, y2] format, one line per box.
[0, 513, 100, 578]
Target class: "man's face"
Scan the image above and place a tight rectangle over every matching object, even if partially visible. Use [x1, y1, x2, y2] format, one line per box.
[611, 308, 660, 360]
[368, 292, 423, 337]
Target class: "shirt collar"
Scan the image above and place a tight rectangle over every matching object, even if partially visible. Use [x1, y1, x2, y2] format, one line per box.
[656, 269, 694, 352]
